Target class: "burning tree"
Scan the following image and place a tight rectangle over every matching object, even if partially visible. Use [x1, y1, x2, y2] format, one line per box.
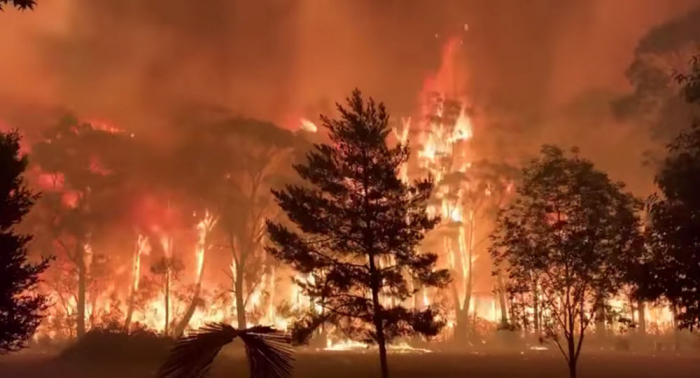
[173, 114, 301, 330]
[0, 130, 50, 353]
[31, 116, 138, 338]
[490, 145, 643, 378]
[267, 90, 450, 378]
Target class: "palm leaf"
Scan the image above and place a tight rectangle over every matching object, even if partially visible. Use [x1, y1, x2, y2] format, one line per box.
[238, 326, 294, 378]
[157, 323, 294, 378]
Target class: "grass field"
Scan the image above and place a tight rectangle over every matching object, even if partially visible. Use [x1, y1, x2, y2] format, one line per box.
[2, 349, 699, 378]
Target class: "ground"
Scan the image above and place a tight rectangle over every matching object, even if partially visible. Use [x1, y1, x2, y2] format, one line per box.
[1, 350, 699, 378]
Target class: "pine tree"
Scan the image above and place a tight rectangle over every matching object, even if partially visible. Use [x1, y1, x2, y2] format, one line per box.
[266, 90, 450, 378]
[0, 0, 36, 10]
[0, 130, 50, 353]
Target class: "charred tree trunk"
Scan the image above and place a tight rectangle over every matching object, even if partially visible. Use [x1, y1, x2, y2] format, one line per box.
[369, 254, 389, 378]
[173, 294, 203, 338]
[235, 264, 247, 329]
[76, 244, 86, 339]
[164, 269, 171, 337]
[595, 296, 606, 339]
[454, 306, 469, 343]
[496, 274, 509, 327]
[532, 282, 540, 337]
[637, 300, 646, 336]
[567, 336, 578, 378]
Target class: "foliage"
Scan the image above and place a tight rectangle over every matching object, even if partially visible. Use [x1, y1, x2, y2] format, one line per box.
[0, 130, 50, 353]
[266, 89, 450, 378]
[0, 0, 35, 10]
[634, 58, 700, 331]
[639, 126, 700, 330]
[158, 324, 293, 378]
[490, 145, 643, 378]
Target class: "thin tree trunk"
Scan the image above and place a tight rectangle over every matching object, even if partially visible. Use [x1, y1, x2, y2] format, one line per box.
[369, 254, 389, 378]
[637, 300, 646, 336]
[595, 296, 606, 339]
[164, 269, 170, 337]
[235, 264, 247, 329]
[496, 274, 509, 327]
[76, 244, 86, 339]
[533, 282, 540, 336]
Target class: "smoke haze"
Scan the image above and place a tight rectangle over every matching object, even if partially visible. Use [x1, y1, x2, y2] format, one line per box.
[2, 0, 700, 192]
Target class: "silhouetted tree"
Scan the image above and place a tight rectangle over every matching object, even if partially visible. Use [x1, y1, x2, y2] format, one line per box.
[637, 63, 700, 329]
[0, 130, 50, 353]
[158, 323, 293, 378]
[490, 145, 643, 378]
[266, 90, 450, 378]
[0, 0, 35, 10]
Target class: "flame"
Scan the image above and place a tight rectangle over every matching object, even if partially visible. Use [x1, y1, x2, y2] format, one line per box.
[300, 118, 318, 133]
[195, 210, 217, 285]
[131, 235, 149, 292]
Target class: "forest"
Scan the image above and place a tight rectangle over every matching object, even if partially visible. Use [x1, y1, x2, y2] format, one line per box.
[1, 1, 700, 378]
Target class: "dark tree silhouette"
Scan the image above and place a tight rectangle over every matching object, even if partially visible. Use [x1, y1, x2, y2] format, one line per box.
[0, 130, 50, 353]
[637, 62, 700, 329]
[0, 0, 35, 10]
[490, 145, 643, 378]
[266, 90, 450, 378]
[157, 323, 293, 378]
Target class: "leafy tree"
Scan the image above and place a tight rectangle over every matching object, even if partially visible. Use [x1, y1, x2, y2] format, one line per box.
[157, 323, 293, 378]
[266, 90, 450, 378]
[171, 113, 302, 330]
[0, 0, 35, 10]
[637, 62, 700, 329]
[490, 145, 643, 378]
[31, 116, 137, 338]
[0, 130, 50, 353]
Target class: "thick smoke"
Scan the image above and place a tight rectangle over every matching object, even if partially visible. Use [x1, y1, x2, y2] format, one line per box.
[1, 0, 699, 189]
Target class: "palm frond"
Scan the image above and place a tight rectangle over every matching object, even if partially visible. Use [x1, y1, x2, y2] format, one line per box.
[157, 323, 294, 378]
[238, 326, 294, 378]
[158, 323, 237, 378]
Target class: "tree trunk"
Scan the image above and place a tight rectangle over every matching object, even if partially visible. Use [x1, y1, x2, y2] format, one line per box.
[637, 300, 646, 336]
[567, 337, 578, 378]
[595, 296, 606, 339]
[496, 274, 509, 327]
[454, 307, 469, 343]
[369, 254, 389, 378]
[124, 297, 135, 332]
[235, 265, 247, 329]
[568, 360, 578, 378]
[76, 245, 86, 339]
[164, 270, 170, 337]
[532, 283, 540, 336]
[173, 294, 202, 338]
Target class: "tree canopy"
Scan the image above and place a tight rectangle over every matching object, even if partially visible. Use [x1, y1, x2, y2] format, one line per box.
[490, 145, 643, 378]
[0, 0, 36, 10]
[638, 61, 700, 329]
